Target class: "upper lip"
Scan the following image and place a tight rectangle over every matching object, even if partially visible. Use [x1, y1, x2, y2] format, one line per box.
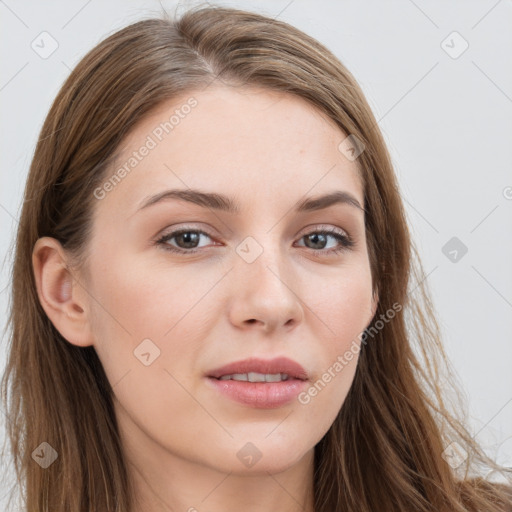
[207, 357, 309, 381]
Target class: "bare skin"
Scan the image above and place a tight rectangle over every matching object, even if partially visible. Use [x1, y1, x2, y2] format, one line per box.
[33, 84, 378, 512]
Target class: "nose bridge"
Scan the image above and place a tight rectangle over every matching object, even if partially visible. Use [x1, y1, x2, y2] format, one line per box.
[234, 231, 299, 300]
[235, 230, 287, 281]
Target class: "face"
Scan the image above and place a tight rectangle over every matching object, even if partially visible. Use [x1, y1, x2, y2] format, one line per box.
[80, 85, 377, 475]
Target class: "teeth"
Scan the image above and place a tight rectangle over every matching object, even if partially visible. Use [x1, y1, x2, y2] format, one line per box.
[232, 373, 249, 381]
[248, 372, 266, 382]
[218, 372, 290, 382]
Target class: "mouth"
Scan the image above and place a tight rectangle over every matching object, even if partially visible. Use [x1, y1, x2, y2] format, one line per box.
[207, 356, 309, 381]
[215, 372, 295, 382]
[206, 357, 309, 409]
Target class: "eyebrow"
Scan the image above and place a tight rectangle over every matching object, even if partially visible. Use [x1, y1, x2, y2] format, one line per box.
[137, 188, 365, 214]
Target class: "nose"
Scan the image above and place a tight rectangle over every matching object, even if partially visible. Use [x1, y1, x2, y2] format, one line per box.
[227, 236, 305, 333]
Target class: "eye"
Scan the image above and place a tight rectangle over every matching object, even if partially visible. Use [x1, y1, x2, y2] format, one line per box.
[295, 227, 355, 256]
[155, 225, 355, 256]
[156, 227, 214, 254]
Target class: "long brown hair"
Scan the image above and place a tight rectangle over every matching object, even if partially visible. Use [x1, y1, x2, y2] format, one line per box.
[2, 5, 511, 511]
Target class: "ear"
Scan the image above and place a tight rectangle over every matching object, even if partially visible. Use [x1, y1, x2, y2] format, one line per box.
[32, 236, 94, 347]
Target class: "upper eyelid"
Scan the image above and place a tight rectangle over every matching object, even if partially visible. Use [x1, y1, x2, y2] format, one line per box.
[157, 224, 352, 246]
[158, 223, 350, 238]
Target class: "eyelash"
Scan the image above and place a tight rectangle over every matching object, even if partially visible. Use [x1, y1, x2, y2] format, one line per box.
[155, 225, 355, 257]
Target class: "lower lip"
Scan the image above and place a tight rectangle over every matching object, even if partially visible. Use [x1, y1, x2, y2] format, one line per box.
[206, 377, 308, 409]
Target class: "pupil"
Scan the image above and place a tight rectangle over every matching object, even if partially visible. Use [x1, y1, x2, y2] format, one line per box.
[179, 232, 199, 248]
[307, 233, 326, 249]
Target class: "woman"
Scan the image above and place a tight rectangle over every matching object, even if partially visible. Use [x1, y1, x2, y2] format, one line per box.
[2, 5, 511, 511]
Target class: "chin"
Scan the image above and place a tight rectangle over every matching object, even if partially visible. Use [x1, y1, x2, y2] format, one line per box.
[205, 436, 313, 476]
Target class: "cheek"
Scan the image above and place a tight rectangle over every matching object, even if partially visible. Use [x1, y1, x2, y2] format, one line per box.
[88, 251, 187, 339]
[297, 263, 372, 417]
[86, 250, 221, 379]
[84, 251, 173, 379]
[86, 253, 217, 432]
[307, 262, 374, 349]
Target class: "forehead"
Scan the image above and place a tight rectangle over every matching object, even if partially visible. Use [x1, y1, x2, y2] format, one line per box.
[100, 85, 364, 215]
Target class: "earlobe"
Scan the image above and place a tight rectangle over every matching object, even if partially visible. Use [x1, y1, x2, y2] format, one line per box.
[32, 236, 92, 347]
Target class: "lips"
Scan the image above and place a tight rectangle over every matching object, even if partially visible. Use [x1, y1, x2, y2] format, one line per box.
[207, 356, 309, 381]
[206, 356, 309, 409]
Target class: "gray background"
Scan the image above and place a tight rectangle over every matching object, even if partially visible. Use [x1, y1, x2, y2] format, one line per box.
[1, 0, 511, 507]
